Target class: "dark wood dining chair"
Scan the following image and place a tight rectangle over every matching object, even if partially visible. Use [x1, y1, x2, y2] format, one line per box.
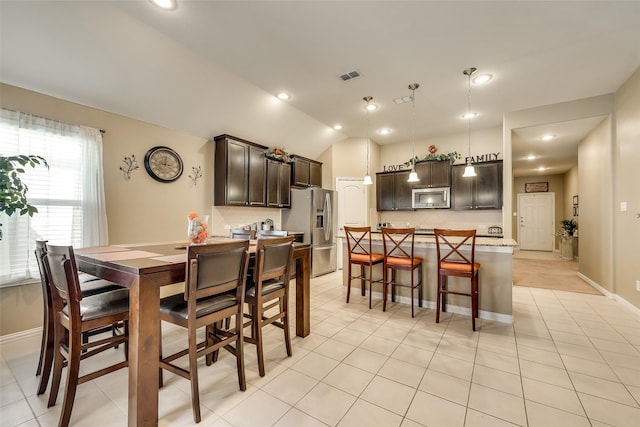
[256, 229, 288, 238]
[43, 244, 129, 427]
[34, 239, 125, 396]
[434, 229, 481, 331]
[381, 227, 424, 317]
[344, 226, 384, 308]
[159, 240, 250, 423]
[243, 236, 294, 377]
[230, 228, 257, 240]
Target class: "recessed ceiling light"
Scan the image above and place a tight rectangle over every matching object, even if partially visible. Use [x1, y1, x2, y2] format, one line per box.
[525, 155, 537, 161]
[149, 0, 177, 10]
[365, 103, 379, 111]
[537, 166, 547, 171]
[540, 134, 554, 141]
[378, 128, 392, 135]
[461, 112, 477, 120]
[333, 124, 343, 130]
[472, 74, 492, 84]
[276, 92, 291, 100]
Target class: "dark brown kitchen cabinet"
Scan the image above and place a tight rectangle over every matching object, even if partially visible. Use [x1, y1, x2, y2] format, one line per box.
[292, 155, 322, 187]
[214, 134, 267, 207]
[376, 171, 413, 211]
[413, 160, 451, 188]
[451, 160, 503, 210]
[266, 159, 291, 208]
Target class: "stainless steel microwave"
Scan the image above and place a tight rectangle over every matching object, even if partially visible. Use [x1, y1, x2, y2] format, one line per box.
[412, 187, 450, 209]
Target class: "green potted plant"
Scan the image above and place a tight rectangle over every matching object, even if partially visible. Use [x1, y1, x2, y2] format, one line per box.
[0, 154, 49, 240]
[560, 219, 577, 236]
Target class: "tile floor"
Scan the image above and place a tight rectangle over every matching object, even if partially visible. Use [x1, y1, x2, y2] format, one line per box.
[2, 263, 640, 426]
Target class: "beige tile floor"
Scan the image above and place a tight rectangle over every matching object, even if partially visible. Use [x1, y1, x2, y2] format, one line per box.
[2, 265, 640, 426]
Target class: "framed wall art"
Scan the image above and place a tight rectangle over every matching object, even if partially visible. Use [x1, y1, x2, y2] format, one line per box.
[525, 182, 549, 193]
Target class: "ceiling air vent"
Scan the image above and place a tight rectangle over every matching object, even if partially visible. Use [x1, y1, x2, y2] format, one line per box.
[339, 70, 361, 81]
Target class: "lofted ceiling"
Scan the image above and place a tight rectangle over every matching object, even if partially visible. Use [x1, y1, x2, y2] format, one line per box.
[1, 1, 639, 177]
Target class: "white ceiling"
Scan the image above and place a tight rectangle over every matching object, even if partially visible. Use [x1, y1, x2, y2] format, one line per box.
[2, 1, 639, 176]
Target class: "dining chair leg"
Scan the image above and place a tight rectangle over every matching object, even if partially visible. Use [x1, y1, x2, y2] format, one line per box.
[282, 295, 292, 357]
[418, 265, 423, 308]
[47, 324, 65, 408]
[188, 329, 201, 423]
[254, 305, 266, 377]
[234, 312, 247, 391]
[391, 270, 397, 303]
[360, 265, 366, 296]
[37, 314, 54, 395]
[368, 266, 373, 309]
[159, 322, 164, 388]
[59, 331, 82, 427]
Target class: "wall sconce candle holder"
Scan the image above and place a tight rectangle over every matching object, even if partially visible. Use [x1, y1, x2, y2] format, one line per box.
[189, 165, 203, 186]
[119, 155, 139, 180]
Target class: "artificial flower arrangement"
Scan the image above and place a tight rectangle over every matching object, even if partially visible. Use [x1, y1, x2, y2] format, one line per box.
[265, 147, 295, 163]
[187, 211, 209, 244]
[403, 145, 461, 167]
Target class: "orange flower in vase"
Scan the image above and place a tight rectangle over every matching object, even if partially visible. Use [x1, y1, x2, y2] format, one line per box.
[187, 212, 209, 244]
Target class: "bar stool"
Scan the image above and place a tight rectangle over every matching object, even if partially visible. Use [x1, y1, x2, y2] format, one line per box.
[344, 226, 384, 308]
[381, 227, 423, 317]
[434, 229, 480, 331]
[230, 228, 256, 239]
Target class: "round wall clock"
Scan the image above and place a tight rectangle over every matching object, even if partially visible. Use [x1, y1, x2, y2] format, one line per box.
[143, 146, 184, 183]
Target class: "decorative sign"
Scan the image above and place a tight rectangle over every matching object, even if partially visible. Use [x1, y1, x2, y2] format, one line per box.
[383, 151, 500, 172]
[525, 182, 549, 193]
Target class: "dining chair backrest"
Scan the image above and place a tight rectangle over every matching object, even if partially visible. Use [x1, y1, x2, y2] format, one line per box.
[184, 240, 250, 303]
[257, 229, 288, 239]
[230, 228, 256, 240]
[44, 244, 83, 306]
[433, 229, 477, 269]
[381, 227, 416, 260]
[255, 236, 294, 283]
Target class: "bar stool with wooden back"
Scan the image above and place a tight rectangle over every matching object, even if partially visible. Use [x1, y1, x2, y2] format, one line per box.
[381, 227, 423, 317]
[243, 235, 294, 377]
[434, 229, 480, 331]
[344, 226, 384, 308]
[158, 240, 250, 423]
[43, 244, 129, 427]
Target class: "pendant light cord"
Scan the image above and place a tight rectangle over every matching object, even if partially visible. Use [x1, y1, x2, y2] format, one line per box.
[366, 99, 371, 176]
[467, 72, 472, 163]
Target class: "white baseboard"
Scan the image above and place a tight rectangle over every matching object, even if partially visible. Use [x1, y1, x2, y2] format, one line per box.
[0, 327, 41, 345]
[369, 290, 513, 324]
[578, 273, 640, 317]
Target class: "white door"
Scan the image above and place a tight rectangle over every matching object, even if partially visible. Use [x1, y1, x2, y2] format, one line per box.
[517, 192, 555, 251]
[336, 177, 368, 269]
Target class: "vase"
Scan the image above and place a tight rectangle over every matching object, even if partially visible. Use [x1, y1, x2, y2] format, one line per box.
[187, 214, 209, 244]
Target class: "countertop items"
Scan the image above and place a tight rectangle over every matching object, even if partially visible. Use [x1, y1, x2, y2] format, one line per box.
[370, 230, 510, 244]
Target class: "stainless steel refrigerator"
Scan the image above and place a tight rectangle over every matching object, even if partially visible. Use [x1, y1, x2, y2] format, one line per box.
[282, 188, 337, 277]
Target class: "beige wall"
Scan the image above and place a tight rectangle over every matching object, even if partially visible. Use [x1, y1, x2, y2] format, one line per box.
[0, 84, 213, 335]
[564, 165, 579, 227]
[613, 67, 640, 306]
[579, 116, 614, 291]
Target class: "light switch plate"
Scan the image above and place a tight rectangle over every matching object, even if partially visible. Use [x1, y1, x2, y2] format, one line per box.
[620, 202, 628, 212]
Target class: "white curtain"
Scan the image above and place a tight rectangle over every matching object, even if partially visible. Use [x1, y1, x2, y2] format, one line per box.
[0, 108, 109, 287]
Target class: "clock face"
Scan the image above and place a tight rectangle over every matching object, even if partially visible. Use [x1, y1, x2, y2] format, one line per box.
[144, 146, 183, 183]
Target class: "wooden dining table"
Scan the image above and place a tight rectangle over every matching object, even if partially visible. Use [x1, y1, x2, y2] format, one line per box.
[74, 238, 311, 427]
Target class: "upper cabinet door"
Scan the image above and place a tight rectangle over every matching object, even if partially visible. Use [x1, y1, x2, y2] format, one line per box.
[451, 161, 502, 210]
[293, 157, 310, 187]
[214, 135, 266, 207]
[309, 161, 322, 187]
[413, 160, 451, 188]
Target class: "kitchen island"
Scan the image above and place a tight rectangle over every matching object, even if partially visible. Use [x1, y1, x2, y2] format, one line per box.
[341, 233, 518, 323]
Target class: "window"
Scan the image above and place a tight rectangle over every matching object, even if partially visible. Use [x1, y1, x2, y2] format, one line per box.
[0, 109, 108, 287]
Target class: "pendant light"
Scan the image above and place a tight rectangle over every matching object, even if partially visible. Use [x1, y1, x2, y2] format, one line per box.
[363, 96, 373, 185]
[462, 67, 477, 178]
[407, 83, 420, 183]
